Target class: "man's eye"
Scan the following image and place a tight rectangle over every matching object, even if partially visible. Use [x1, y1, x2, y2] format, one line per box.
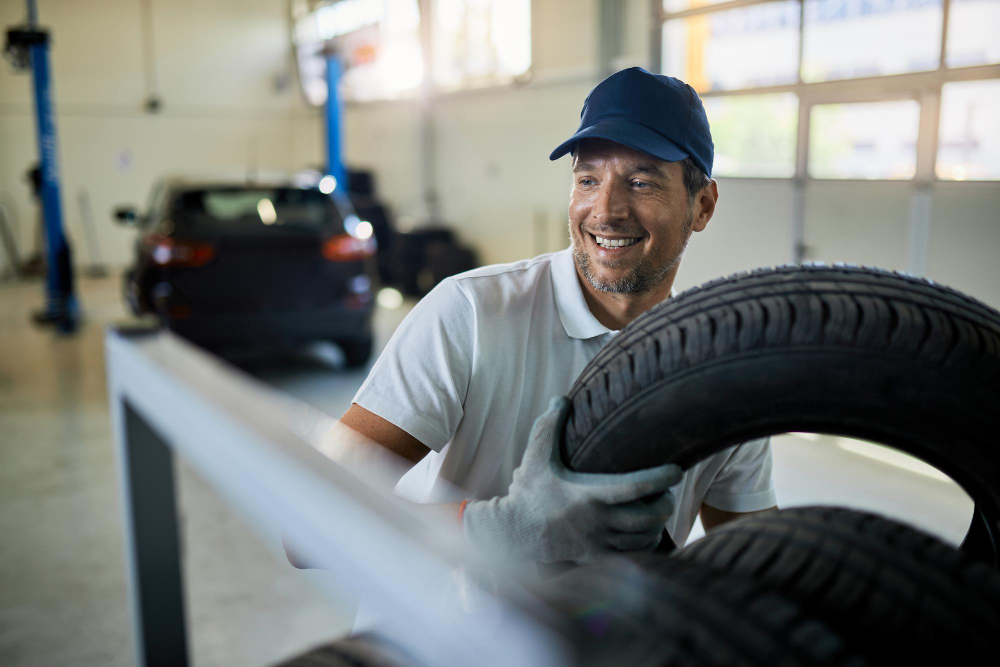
[579, 178, 596, 186]
[631, 180, 649, 189]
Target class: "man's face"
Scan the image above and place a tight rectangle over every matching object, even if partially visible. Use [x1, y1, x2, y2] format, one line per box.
[568, 139, 708, 295]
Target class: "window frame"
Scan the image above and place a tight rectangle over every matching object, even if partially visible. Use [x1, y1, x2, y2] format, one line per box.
[654, 0, 1000, 185]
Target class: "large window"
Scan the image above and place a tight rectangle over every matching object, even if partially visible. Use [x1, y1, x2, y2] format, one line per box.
[704, 93, 799, 177]
[662, 2, 801, 92]
[946, 0, 1000, 68]
[292, 0, 531, 103]
[433, 0, 531, 90]
[808, 100, 920, 179]
[937, 79, 1000, 180]
[293, 0, 423, 103]
[801, 0, 944, 83]
[660, 0, 1000, 181]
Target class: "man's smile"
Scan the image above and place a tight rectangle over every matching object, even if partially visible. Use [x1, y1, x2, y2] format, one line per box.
[588, 231, 644, 254]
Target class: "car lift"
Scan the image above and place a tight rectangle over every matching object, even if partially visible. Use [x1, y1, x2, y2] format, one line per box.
[325, 48, 347, 193]
[4, 0, 79, 333]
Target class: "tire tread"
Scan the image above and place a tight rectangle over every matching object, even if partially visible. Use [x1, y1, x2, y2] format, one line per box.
[565, 265, 1000, 468]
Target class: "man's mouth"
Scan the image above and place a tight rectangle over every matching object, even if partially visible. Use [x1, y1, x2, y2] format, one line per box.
[590, 233, 642, 250]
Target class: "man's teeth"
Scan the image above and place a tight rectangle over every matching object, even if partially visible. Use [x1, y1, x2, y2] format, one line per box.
[595, 236, 640, 248]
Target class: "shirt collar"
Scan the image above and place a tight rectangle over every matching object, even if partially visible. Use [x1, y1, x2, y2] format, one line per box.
[551, 247, 678, 340]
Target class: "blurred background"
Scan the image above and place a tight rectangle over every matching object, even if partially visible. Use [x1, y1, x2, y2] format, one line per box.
[0, 1, 998, 665]
[1, 0, 997, 299]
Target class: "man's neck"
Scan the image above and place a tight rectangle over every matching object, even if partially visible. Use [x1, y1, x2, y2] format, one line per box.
[576, 266, 676, 331]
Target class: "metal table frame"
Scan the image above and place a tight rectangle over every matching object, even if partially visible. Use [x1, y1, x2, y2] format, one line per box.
[106, 325, 569, 667]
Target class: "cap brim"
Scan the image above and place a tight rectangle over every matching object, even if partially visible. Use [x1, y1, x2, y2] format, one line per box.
[549, 119, 689, 163]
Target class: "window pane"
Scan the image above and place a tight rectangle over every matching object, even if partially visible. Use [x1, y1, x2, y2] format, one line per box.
[663, 0, 731, 13]
[292, 0, 424, 103]
[937, 79, 1000, 181]
[344, 0, 424, 100]
[662, 1, 800, 92]
[946, 0, 1000, 68]
[434, 0, 531, 90]
[705, 93, 799, 177]
[809, 100, 920, 180]
[802, 0, 943, 83]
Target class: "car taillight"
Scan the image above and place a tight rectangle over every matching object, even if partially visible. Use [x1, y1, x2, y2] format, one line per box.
[143, 235, 215, 267]
[322, 233, 376, 262]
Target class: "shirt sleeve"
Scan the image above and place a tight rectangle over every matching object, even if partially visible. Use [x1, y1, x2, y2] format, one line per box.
[702, 437, 777, 513]
[352, 277, 475, 452]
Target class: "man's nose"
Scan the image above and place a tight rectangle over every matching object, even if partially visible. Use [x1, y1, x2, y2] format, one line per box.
[591, 179, 629, 224]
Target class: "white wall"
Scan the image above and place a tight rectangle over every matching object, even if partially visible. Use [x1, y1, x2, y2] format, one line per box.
[675, 178, 798, 291]
[926, 185, 1000, 306]
[0, 0, 323, 277]
[2, 0, 998, 309]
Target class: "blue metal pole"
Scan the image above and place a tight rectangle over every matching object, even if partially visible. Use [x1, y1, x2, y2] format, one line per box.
[30, 43, 68, 299]
[325, 53, 347, 192]
[24, 0, 78, 331]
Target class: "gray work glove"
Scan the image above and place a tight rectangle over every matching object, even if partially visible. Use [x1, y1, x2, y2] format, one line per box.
[463, 396, 683, 564]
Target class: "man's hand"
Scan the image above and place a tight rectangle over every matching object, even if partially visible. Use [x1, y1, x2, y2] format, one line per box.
[462, 396, 683, 564]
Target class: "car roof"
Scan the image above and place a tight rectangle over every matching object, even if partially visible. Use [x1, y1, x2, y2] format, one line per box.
[158, 170, 326, 192]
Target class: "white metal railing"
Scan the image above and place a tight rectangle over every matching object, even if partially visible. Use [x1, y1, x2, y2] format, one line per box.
[106, 324, 571, 667]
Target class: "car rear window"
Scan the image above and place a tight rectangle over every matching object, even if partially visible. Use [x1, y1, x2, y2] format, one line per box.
[171, 188, 344, 230]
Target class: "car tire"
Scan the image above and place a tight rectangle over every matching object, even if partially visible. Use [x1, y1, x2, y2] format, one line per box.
[560, 265, 1000, 564]
[671, 506, 1000, 664]
[541, 555, 867, 667]
[338, 337, 374, 369]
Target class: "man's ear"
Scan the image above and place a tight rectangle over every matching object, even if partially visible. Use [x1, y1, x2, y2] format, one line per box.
[691, 180, 719, 232]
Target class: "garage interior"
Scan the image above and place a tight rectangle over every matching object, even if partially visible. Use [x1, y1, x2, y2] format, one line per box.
[1, 1, 998, 666]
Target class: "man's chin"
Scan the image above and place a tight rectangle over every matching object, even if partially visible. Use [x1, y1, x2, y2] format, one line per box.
[586, 248, 636, 270]
[589, 267, 631, 283]
[582, 263, 645, 294]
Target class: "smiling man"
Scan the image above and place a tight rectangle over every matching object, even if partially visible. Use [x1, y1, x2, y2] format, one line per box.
[337, 68, 776, 564]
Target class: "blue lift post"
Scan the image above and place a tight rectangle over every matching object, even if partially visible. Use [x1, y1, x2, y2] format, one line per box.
[4, 0, 79, 332]
[325, 50, 347, 193]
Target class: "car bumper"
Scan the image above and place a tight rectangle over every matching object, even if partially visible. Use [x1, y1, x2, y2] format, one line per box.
[166, 305, 373, 347]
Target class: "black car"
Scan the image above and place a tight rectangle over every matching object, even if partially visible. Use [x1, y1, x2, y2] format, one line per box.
[117, 178, 377, 366]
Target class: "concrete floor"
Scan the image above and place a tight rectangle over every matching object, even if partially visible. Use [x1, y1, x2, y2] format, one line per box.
[0, 270, 976, 666]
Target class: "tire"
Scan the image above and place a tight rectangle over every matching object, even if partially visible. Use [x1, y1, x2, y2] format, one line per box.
[671, 506, 1000, 664]
[561, 265, 1000, 563]
[272, 633, 411, 667]
[338, 337, 373, 369]
[541, 555, 868, 667]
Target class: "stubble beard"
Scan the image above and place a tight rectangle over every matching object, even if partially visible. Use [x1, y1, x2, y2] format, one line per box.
[571, 208, 694, 295]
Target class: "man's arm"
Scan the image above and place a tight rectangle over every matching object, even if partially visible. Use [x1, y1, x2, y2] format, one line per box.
[337, 404, 463, 517]
[290, 398, 684, 567]
[700, 503, 777, 532]
[699, 435, 777, 533]
[284, 406, 458, 569]
[340, 403, 431, 464]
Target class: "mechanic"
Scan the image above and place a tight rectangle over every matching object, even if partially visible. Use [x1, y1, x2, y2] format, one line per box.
[335, 67, 777, 565]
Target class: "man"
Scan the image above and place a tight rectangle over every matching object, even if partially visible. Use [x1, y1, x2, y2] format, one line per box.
[337, 67, 776, 564]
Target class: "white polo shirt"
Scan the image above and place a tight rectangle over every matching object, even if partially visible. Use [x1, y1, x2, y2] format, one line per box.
[353, 248, 776, 546]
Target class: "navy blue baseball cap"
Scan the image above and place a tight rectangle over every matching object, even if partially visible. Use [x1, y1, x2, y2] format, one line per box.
[549, 67, 714, 177]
